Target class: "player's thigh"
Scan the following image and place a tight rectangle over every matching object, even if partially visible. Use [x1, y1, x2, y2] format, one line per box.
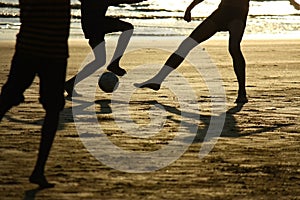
[228, 20, 246, 45]
[0, 53, 36, 105]
[38, 60, 67, 112]
[189, 19, 218, 43]
[228, 20, 246, 53]
[103, 18, 133, 33]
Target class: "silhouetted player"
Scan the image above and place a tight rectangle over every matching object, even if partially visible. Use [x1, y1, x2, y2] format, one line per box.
[135, 0, 249, 103]
[65, 0, 146, 97]
[0, 0, 70, 188]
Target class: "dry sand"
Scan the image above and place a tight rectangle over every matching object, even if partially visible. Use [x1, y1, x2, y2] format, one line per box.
[0, 37, 299, 199]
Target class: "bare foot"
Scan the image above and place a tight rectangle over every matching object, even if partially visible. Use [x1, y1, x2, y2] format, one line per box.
[235, 95, 248, 104]
[107, 65, 126, 76]
[134, 82, 161, 91]
[65, 81, 82, 98]
[29, 173, 55, 188]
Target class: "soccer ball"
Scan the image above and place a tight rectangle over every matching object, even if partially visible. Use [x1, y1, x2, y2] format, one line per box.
[98, 72, 119, 93]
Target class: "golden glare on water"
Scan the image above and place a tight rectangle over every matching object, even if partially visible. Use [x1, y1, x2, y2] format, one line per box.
[0, 0, 299, 39]
[151, 0, 190, 10]
[152, 0, 300, 16]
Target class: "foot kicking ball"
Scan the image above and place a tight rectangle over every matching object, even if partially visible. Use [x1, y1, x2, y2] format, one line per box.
[98, 72, 119, 93]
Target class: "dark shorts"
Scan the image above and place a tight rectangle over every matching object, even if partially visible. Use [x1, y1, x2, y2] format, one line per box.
[207, 6, 249, 31]
[0, 52, 67, 112]
[82, 17, 133, 45]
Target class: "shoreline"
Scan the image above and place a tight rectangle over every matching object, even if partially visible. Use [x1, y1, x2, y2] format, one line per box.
[1, 28, 300, 41]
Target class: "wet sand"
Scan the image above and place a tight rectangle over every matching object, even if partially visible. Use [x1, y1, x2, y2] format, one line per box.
[0, 38, 299, 199]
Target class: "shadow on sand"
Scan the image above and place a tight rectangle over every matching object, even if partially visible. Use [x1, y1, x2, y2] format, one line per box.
[64, 98, 294, 143]
[3, 97, 294, 143]
[23, 186, 50, 200]
[17, 97, 294, 199]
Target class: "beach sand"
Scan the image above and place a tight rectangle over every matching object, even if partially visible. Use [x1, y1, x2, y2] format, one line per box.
[0, 38, 299, 199]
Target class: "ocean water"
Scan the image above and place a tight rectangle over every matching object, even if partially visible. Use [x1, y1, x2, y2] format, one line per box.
[0, 0, 299, 39]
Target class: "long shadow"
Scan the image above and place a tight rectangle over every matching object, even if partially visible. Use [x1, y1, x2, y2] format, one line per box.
[4, 109, 73, 131]
[23, 187, 49, 200]
[5, 97, 293, 141]
[132, 100, 294, 143]
[94, 99, 113, 114]
[3, 115, 44, 126]
[59, 98, 127, 126]
[1, 97, 106, 131]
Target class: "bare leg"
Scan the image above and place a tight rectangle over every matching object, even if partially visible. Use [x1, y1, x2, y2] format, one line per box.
[65, 42, 106, 97]
[0, 95, 14, 121]
[29, 111, 60, 188]
[0, 54, 34, 119]
[0, 103, 11, 122]
[228, 20, 248, 103]
[77, 41, 106, 83]
[135, 19, 218, 90]
[107, 28, 134, 76]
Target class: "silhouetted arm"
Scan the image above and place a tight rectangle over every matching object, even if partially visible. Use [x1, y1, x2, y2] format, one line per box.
[184, 0, 204, 22]
[108, 0, 146, 6]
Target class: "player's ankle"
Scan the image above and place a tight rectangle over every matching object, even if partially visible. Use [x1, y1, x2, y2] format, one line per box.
[107, 65, 126, 76]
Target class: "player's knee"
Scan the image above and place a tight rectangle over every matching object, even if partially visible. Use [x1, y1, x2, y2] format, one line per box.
[124, 23, 134, 31]
[0, 87, 25, 108]
[0, 95, 20, 115]
[95, 58, 106, 67]
[40, 96, 65, 113]
[175, 38, 198, 58]
[228, 43, 241, 56]
[89, 38, 105, 49]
